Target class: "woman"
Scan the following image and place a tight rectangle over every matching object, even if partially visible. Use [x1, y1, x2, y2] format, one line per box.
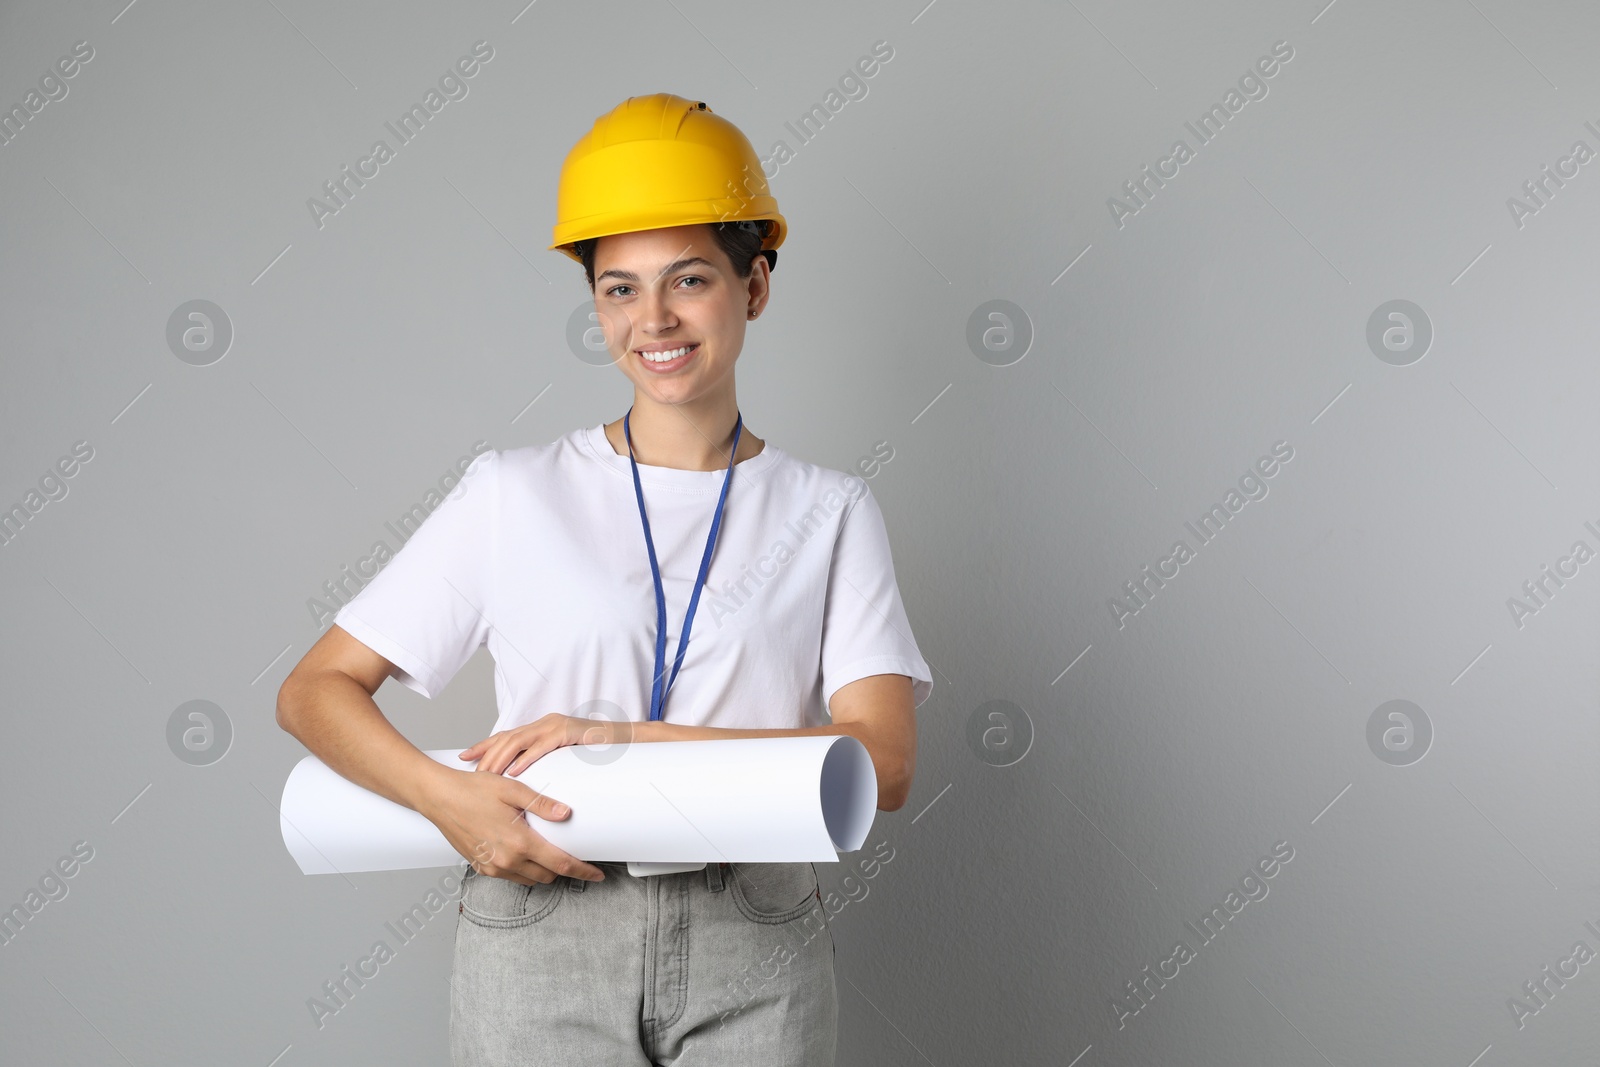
[276, 93, 933, 1066]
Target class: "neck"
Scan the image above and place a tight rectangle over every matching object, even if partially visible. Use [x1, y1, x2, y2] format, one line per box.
[605, 391, 763, 471]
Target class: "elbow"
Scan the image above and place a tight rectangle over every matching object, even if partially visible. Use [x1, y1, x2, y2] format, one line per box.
[275, 674, 305, 736]
[877, 758, 914, 812]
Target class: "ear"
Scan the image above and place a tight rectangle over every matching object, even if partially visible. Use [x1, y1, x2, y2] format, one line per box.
[744, 252, 773, 320]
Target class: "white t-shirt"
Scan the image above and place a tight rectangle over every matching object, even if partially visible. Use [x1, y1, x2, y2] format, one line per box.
[333, 423, 933, 733]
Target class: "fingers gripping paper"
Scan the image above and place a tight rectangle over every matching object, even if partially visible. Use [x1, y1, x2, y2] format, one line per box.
[278, 736, 878, 876]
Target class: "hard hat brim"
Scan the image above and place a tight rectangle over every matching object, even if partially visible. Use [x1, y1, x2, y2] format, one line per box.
[550, 207, 786, 264]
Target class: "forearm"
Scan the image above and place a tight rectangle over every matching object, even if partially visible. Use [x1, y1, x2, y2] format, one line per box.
[634, 721, 854, 743]
[276, 670, 458, 816]
[635, 719, 913, 810]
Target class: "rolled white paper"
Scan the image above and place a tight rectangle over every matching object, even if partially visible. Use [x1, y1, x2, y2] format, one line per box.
[279, 735, 878, 876]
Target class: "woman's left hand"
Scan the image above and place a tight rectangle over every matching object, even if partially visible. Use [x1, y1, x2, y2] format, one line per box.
[459, 713, 636, 777]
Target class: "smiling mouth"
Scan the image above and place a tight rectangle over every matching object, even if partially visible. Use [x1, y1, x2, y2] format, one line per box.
[635, 343, 699, 370]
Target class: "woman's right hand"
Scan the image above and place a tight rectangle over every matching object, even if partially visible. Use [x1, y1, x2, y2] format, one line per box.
[421, 767, 606, 886]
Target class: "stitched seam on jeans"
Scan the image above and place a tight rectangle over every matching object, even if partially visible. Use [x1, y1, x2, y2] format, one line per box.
[460, 880, 564, 928]
[530, 881, 563, 922]
[657, 880, 691, 1032]
[643, 876, 660, 1041]
[730, 865, 818, 924]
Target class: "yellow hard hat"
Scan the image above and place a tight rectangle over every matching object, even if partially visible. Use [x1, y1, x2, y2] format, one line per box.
[549, 93, 786, 268]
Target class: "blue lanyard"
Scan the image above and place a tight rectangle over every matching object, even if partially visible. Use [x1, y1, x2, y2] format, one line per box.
[624, 406, 743, 722]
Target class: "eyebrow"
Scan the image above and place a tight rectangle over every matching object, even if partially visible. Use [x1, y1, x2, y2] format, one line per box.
[595, 257, 718, 285]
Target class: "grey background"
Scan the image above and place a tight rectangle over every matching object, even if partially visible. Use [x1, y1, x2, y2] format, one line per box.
[2, 0, 1597, 1064]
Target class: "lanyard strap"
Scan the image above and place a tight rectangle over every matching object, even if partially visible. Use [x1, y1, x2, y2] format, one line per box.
[624, 406, 743, 722]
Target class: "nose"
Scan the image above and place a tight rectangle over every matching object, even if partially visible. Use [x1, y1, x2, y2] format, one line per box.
[635, 286, 680, 341]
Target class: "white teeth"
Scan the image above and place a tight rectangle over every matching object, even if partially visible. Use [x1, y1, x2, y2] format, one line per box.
[640, 345, 693, 363]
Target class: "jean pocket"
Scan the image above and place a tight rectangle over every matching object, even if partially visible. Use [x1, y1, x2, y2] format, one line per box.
[728, 862, 820, 924]
[458, 867, 565, 929]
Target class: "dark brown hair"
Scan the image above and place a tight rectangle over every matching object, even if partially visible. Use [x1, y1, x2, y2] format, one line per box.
[573, 220, 776, 290]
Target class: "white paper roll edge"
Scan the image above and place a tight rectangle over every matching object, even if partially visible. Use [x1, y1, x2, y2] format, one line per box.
[279, 734, 879, 876]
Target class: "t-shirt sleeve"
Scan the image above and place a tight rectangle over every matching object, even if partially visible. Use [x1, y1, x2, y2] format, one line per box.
[332, 449, 498, 699]
[820, 483, 934, 711]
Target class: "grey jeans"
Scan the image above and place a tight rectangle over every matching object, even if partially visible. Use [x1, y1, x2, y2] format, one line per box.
[450, 860, 837, 1066]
